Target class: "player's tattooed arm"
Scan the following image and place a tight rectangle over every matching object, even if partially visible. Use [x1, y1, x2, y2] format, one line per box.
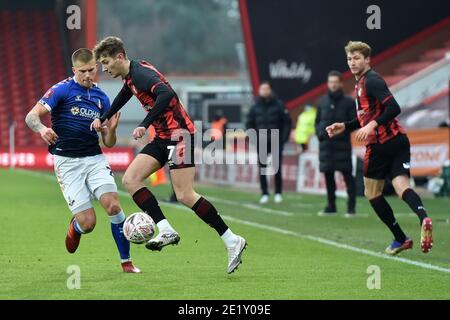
[25, 103, 59, 145]
[25, 112, 45, 132]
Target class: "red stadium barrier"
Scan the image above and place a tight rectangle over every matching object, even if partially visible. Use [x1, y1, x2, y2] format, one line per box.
[0, 147, 134, 172]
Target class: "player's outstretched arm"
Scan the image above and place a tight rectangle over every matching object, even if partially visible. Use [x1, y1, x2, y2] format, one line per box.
[25, 103, 59, 145]
[101, 112, 121, 147]
[91, 84, 132, 132]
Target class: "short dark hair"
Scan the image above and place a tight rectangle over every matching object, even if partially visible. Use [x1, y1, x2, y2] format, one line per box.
[93, 36, 127, 61]
[71, 48, 94, 65]
[327, 70, 343, 81]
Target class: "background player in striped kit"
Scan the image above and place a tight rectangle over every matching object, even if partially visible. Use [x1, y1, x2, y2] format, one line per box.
[326, 41, 433, 256]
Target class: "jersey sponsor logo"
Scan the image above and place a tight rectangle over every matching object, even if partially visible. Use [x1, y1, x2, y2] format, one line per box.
[71, 107, 80, 115]
[403, 162, 411, 169]
[71, 106, 100, 119]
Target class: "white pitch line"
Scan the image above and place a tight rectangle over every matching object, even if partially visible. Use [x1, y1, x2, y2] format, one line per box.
[220, 216, 450, 274]
[207, 196, 294, 217]
[16, 169, 450, 274]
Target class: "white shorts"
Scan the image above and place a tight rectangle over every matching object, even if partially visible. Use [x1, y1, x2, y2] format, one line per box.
[54, 154, 118, 214]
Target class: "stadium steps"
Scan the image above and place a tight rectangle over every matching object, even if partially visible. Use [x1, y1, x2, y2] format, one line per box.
[388, 42, 450, 79]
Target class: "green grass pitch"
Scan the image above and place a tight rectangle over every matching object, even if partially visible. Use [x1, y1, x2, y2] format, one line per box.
[1, 168, 450, 299]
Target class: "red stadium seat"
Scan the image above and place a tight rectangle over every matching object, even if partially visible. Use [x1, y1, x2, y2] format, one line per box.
[0, 9, 66, 148]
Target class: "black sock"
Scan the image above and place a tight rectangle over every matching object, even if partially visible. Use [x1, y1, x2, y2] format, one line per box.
[402, 188, 428, 225]
[132, 187, 166, 224]
[192, 197, 228, 236]
[369, 195, 407, 243]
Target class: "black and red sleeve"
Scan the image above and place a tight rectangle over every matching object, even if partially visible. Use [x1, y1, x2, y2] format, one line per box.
[100, 83, 133, 123]
[132, 67, 175, 129]
[366, 74, 401, 126]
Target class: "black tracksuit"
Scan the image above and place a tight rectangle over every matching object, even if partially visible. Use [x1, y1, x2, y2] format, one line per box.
[315, 90, 356, 212]
[246, 95, 292, 195]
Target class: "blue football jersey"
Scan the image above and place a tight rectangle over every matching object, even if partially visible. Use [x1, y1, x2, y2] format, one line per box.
[38, 77, 111, 157]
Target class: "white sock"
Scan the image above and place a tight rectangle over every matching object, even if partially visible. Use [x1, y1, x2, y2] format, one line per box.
[73, 220, 86, 234]
[221, 228, 238, 247]
[109, 211, 126, 224]
[156, 219, 175, 233]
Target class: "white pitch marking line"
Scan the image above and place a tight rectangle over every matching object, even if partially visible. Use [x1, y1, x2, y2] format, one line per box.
[220, 216, 450, 274]
[17, 169, 450, 273]
[207, 196, 294, 216]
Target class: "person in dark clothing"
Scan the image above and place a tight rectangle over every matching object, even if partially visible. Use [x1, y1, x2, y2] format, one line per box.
[246, 82, 292, 204]
[315, 71, 357, 216]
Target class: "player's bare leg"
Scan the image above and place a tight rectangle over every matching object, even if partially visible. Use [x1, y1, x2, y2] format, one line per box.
[66, 208, 96, 253]
[123, 154, 179, 251]
[99, 192, 140, 273]
[364, 177, 412, 255]
[392, 175, 433, 253]
[170, 167, 247, 274]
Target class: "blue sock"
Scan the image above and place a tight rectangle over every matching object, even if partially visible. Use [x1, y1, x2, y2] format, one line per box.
[109, 211, 130, 262]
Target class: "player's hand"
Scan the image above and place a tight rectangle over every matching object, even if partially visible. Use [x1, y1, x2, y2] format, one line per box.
[355, 120, 378, 142]
[39, 127, 58, 145]
[132, 126, 146, 140]
[326, 123, 345, 138]
[108, 112, 121, 131]
[90, 118, 107, 132]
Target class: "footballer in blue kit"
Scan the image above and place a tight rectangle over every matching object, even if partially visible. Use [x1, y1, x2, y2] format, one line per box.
[25, 48, 140, 273]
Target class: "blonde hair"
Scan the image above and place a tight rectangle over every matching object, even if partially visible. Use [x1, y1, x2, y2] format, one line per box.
[344, 41, 372, 58]
[71, 48, 94, 66]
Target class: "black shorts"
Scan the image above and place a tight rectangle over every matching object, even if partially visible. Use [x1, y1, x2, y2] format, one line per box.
[364, 134, 411, 180]
[140, 134, 195, 170]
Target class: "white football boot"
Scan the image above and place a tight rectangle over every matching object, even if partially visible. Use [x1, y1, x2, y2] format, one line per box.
[227, 236, 247, 274]
[145, 230, 180, 251]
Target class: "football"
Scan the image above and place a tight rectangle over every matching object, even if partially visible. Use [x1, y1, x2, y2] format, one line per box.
[123, 212, 156, 244]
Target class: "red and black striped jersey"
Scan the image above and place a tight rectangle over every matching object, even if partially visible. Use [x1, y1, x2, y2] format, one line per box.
[124, 60, 196, 139]
[354, 69, 405, 145]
